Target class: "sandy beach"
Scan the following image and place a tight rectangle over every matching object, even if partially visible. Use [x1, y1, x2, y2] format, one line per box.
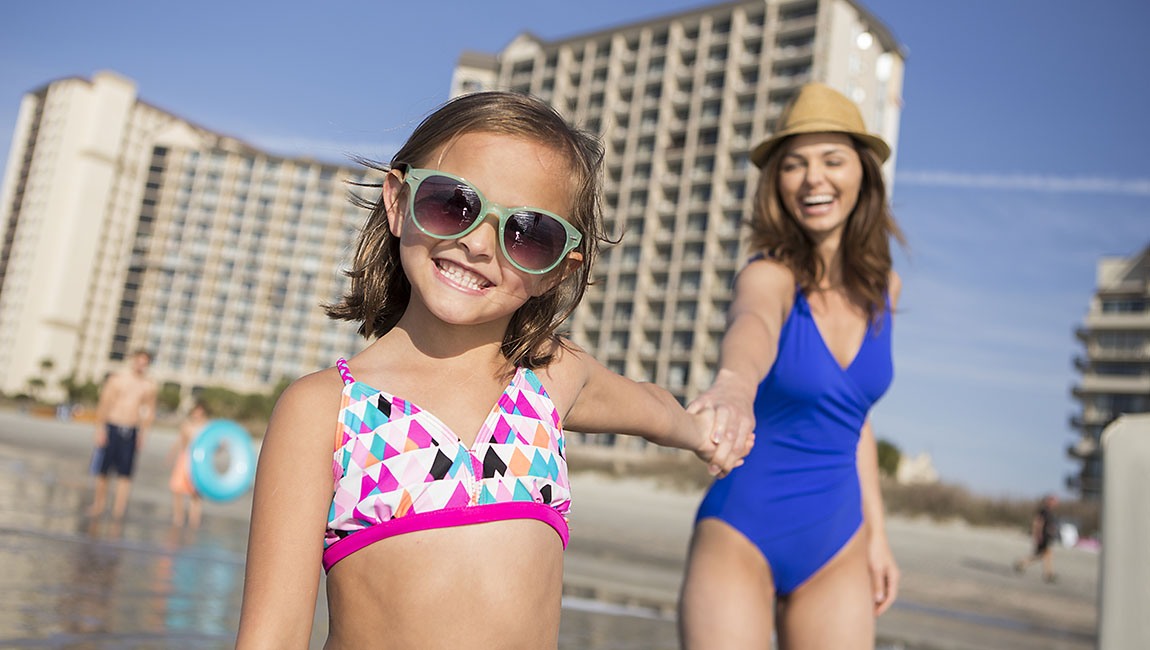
[0, 410, 1097, 649]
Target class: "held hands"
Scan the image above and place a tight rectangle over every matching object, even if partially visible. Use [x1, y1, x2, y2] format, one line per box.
[689, 406, 754, 478]
[687, 369, 756, 477]
[867, 529, 900, 616]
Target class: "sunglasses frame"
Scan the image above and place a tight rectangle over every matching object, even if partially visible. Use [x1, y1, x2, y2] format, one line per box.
[400, 167, 583, 274]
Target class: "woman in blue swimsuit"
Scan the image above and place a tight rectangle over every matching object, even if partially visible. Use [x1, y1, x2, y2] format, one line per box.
[679, 83, 905, 649]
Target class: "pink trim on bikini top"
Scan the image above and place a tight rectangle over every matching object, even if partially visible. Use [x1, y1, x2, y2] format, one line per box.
[323, 359, 571, 571]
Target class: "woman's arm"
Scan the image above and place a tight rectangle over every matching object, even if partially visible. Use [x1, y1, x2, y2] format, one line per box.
[859, 270, 902, 616]
[857, 419, 898, 615]
[235, 370, 342, 649]
[687, 258, 795, 456]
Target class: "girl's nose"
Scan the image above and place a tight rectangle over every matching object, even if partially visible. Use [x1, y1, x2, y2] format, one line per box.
[456, 213, 499, 260]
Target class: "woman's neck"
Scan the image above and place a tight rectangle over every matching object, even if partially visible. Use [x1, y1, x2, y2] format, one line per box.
[810, 229, 845, 290]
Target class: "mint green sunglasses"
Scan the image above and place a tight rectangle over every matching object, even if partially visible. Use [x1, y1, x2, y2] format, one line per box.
[401, 167, 583, 274]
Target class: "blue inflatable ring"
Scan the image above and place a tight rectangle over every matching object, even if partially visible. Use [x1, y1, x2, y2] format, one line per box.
[189, 419, 256, 502]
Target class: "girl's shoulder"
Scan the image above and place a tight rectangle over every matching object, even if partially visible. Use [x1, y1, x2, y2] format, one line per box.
[282, 365, 347, 404]
[265, 366, 347, 444]
[529, 338, 594, 418]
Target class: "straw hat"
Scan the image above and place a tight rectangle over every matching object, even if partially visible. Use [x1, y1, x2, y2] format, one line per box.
[750, 83, 890, 167]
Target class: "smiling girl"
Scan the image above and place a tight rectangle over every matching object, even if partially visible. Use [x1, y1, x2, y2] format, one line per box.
[234, 91, 747, 650]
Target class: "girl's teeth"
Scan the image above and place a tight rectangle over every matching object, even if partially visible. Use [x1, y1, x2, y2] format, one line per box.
[440, 262, 487, 290]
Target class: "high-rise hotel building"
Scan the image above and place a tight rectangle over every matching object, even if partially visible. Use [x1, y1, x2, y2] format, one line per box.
[1070, 246, 1150, 499]
[452, 0, 905, 417]
[0, 71, 366, 399]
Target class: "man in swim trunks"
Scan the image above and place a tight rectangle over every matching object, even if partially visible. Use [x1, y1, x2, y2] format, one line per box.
[88, 350, 158, 519]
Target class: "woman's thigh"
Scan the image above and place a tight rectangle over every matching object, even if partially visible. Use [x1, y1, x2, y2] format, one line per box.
[679, 517, 776, 649]
[777, 529, 873, 650]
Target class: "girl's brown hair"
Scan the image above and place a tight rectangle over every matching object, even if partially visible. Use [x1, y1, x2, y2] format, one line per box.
[748, 136, 905, 323]
[325, 92, 607, 368]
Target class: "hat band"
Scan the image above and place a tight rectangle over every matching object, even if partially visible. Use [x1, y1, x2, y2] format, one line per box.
[779, 116, 866, 133]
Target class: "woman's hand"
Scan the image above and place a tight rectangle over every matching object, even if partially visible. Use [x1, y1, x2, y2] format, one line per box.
[687, 368, 756, 475]
[867, 529, 900, 616]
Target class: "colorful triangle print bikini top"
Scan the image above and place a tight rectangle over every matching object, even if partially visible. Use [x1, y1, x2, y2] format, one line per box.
[323, 359, 571, 572]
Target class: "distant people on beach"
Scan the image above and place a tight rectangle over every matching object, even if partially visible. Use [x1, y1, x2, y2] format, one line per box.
[88, 350, 158, 520]
[679, 83, 904, 649]
[235, 92, 748, 648]
[168, 402, 208, 528]
[1015, 494, 1060, 582]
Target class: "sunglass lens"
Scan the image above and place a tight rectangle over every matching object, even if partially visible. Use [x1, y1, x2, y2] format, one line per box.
[504, 211, 569, 271]
[412, 175, 482, 236]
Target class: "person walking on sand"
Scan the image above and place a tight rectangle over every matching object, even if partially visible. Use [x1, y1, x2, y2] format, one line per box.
[679, 83, 904, 649]
[168, 402, 208, 528]
[88, 349, 158, 519]
[1015, 494, 1060, 582]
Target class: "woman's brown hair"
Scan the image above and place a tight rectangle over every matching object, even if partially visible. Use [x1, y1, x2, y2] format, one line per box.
[748, 136, 905, 323]
[325, 91, 607, 368]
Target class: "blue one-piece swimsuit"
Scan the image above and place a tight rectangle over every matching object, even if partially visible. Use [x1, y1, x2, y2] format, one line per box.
[697, 288, 893, 595]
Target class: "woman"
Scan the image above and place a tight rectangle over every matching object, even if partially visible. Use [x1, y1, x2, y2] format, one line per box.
[679, 83, 904, 649]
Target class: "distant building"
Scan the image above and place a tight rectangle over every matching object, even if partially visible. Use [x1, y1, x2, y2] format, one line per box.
[1070, 245, 1150, 499]
[895, 451, 939, 486]
[0, 71, 367, 400]
[453, 0, 904, 445]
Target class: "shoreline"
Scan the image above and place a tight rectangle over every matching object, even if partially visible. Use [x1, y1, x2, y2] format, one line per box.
[0, 409, 1098, 649]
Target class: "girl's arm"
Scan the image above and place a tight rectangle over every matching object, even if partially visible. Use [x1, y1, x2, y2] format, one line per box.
[553, 346, 736, 474]
[858, 270, 902, 616]
[166, 421, 190, 466]
[235, 371, 341, 649]
[687, 258, 795, 456]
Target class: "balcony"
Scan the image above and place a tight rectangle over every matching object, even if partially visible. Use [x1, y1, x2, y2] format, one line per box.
[770, 73, 812, 89]
[777, 16, 818, 35]
[1082, 310, 1150, 330]
[774, 45, 815, 64]
[1064, 473, 1102, 497]
[1085, 343, 1150, 361]
[1072, 373, 1150, 395]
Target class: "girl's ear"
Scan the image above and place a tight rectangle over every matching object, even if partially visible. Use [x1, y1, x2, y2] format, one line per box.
[382, 169, 407, 237]
[532, 251, 584, 297]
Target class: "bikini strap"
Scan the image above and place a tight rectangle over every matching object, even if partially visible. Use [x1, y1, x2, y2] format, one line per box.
[336, 358, 355, 386]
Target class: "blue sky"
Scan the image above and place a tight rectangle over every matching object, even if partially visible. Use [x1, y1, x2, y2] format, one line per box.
[2, 1, 1148, 498]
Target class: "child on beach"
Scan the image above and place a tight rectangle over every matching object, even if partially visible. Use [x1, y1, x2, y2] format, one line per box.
[167, 402, 207, 528]
[235, 91, 751, 649]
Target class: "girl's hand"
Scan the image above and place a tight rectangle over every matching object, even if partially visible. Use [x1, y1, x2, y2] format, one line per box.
[687, 369, 756, 472]
[867, 530, 900, 616]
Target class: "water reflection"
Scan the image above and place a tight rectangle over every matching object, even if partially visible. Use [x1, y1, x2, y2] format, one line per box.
[0, 435, 683, 649]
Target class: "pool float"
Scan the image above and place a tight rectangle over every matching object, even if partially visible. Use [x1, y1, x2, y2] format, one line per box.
[188, 419, 256, 502]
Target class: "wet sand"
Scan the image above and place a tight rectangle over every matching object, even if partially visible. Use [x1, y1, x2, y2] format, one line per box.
[0, 410, 1097, 649]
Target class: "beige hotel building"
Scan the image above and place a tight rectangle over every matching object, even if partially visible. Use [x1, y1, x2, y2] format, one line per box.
[452, 0, 904, 430]
[0, 71, 367, 400]
[0, 0, 904, 426]
[1069, 246, 1150, 499]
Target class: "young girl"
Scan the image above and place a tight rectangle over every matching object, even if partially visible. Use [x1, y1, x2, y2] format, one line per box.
[167, 402, 207, 528]
[235, 91, 748, 649]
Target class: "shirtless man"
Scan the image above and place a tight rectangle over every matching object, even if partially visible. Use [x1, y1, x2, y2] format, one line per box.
[89, 350, 158, 519]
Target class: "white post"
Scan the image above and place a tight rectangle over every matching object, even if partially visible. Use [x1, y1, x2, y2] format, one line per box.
[1098, 413, 1150, 648]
